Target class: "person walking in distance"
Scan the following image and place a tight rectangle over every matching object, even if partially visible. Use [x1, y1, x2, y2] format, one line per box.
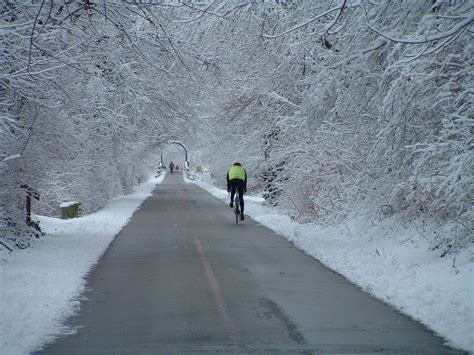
[169, 161, 175, 174]
[227, 162, 247, 220]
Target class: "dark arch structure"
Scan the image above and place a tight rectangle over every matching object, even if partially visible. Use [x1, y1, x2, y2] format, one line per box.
[169, 140, 189, 171]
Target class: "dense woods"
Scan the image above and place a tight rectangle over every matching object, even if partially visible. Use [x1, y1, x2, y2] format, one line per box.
[1, 0, 472, 251]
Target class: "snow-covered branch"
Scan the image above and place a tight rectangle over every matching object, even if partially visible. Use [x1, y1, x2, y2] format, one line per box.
[367, 14, 473, 44]
[262, 1, 347, 39]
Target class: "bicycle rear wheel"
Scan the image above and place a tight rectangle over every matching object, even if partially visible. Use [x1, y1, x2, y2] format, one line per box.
[234, 195, 240, 224]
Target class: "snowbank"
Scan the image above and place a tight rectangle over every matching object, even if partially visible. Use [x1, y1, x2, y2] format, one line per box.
[0, 174, 165, 355]
[190, 176, 474, 352]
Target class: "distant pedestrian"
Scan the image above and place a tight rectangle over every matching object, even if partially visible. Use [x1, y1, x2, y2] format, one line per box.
[169, 161, 175, 174]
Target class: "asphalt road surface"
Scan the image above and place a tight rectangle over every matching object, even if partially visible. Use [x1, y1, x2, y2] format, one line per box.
[39, 172, 463, 354]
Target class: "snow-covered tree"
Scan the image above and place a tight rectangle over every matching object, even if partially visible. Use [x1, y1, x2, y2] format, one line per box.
[1, 0, 472, 253]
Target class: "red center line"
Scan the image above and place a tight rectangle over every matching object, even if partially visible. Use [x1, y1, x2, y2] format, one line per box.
[191, 232, 240, 339]
[180, 191, 240, 340]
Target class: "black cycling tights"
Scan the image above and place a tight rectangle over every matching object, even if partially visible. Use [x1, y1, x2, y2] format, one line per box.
[229, 180, 245, 214]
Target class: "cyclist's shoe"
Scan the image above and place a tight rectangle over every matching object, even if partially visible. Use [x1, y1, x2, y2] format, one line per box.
[229, 202, 233, 208]
[240, 214, 245, 221]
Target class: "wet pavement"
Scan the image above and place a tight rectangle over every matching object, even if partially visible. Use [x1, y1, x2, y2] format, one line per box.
[39, 173, 463, 354]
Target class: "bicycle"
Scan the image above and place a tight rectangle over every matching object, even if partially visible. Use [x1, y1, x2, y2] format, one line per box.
[233, 194, 240, 224]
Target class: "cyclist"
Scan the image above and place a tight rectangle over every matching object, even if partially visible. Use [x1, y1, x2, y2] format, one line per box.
[227, 162, 247, 220]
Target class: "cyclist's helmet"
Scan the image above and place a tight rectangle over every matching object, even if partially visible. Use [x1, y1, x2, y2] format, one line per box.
[233, 162, 241, 166]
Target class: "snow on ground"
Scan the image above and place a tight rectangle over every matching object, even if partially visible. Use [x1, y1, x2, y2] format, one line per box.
[0, 174, 165, 355]
[189, 173, 474, 352]
[1, 172, 472, 354]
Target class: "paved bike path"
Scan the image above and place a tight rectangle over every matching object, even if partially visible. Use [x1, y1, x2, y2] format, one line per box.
[40, 173, 461, 354]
